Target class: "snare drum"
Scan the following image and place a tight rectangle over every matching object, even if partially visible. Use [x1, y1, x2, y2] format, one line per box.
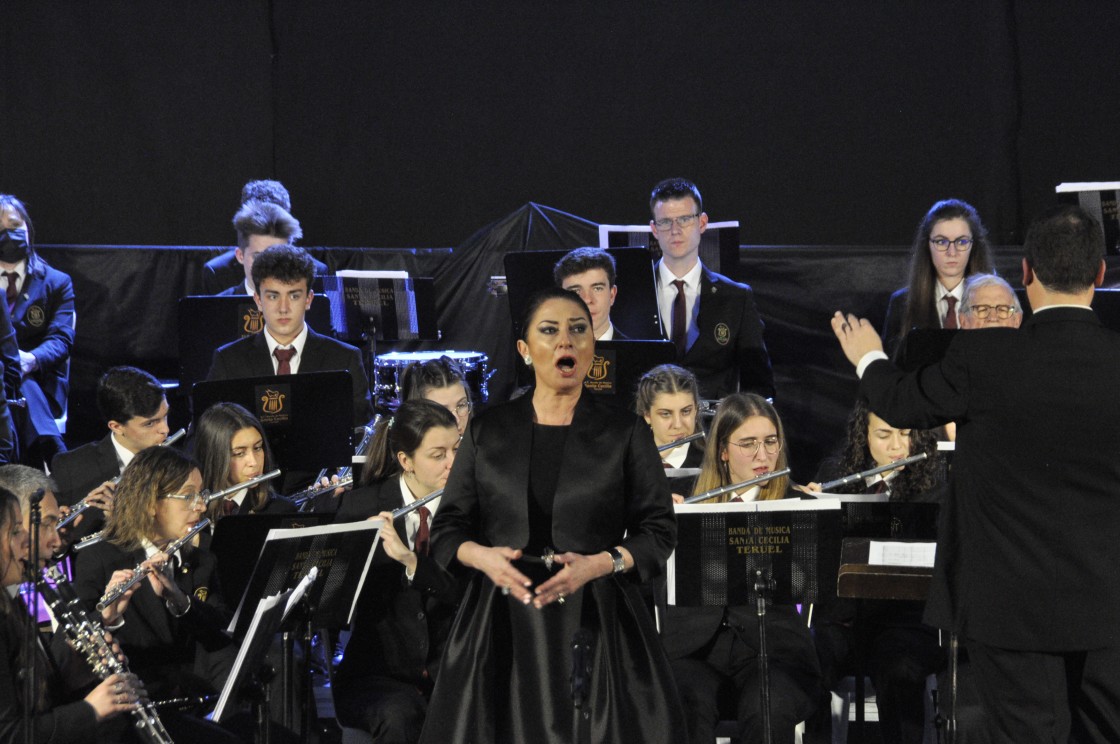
[373, 350, 492, 408]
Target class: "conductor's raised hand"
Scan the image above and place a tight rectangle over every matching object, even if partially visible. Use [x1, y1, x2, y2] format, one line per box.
[457, 542, 533, 604]
[832, 312, 884, 367]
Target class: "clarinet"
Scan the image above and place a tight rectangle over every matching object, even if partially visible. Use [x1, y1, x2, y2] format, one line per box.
[39, 563, 175, 744]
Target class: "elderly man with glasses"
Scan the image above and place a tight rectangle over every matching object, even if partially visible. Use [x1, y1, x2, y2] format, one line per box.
[958, 274, 1023, 330]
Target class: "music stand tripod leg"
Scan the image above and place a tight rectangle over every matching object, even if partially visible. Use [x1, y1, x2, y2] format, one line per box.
[755, 569, 774, 744]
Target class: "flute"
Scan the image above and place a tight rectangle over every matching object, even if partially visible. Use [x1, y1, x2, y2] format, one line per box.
[817, 453, 928, 491]
[656, 431, 705, 453]
[96, 519, 210, 612]
[288, 473, 354, 508]
[58, 428, 190, 531]
[204, 469, 282, 505]
[41, 563, 175, 744]
[391, 488, 444, 519]
[681, 468, 791, 504]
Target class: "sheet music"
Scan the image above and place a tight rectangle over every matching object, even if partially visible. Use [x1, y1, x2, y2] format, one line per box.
[868, 541, 936, 568]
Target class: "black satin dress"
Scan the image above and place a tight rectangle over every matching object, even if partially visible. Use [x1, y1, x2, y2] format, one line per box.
[420, 398, 687, 744]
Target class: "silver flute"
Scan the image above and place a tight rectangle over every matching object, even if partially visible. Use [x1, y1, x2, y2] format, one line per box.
[96, 519, 210, 612]
[817, 453, 928, 491]
[391, 488, 443, 519]
[681, 468, 792, 504]
[40, 562, 175, 744]
[656, 431, 706, 453]
[288, 473, 354, 508]
[58, 429, 189, 531]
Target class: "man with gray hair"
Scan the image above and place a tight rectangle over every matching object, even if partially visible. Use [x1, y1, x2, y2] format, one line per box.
[0, 464, 63, 566]
[959, 274, 1022, 330]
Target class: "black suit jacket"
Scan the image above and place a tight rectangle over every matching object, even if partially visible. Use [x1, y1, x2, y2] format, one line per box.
[431, 393, 676, 582]
[12, 259, 75, 432]
[215, 283, 249, 296]
[201, 249, 329, 295]
[861, 306, 1120, 651]
[677, 266, 775, 401]
[882, 287, 917, 359]
[73, 540, 234, 697]
[333, 478, 458, 688]
[206, 325, 373, 426]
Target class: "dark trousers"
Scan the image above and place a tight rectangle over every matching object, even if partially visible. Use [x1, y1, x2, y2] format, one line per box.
[968, 641, 1120, 744]
[334, 674, 428, 744]
[671, 621, 816, 744]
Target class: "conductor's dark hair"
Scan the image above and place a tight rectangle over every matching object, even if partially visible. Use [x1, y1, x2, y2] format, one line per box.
[1024, 205, 1105, 294]
[518, 286, 592, 342]
[97, 366, 166, 424]
[649, 178, 703, 215]
[240, 180, 291, 211]
[233, 200, 302, 250]
[902, 199, 995, 334]
[359, 400, 458, 485]
[250, 243, 316, 290]
[553, 247, 617, 287]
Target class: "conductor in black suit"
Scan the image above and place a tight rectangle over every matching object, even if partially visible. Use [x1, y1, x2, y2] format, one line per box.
[207, 243, 372, 426]
[831, 205, 1120, 744]
[648, 178, 774, 400]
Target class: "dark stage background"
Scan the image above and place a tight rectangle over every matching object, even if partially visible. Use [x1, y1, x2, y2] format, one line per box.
[2, 2, 1119, 248]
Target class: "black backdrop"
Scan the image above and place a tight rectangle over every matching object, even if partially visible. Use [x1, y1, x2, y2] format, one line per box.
[2, 2, 1119, 249]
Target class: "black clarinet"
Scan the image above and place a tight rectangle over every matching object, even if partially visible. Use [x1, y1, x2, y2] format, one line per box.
[39, 563, 175, 744]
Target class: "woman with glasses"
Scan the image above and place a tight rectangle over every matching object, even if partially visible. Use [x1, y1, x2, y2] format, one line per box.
[882, 199, 996, 357]
[72, 446, 237, 713]
[634, 364, 704, 501]
[665, 392, 820, 744]
[332, 399, 461, 742]
[803, 398, 946, 744]
[399, 356, 473, 434]
[194, 402, 295, 522]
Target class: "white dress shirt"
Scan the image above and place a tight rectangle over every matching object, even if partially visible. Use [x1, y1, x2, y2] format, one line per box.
[263, 323, 309, 374]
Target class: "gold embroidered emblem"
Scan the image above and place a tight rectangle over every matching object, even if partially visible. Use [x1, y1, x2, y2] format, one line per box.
[194, 586, 209, 602]
[587, 354, 610, 381]
[243, 309, 265, 334]
[26, 305, 45, 328]
[261, 389, 285, 414]
[714, 323, 730, 346]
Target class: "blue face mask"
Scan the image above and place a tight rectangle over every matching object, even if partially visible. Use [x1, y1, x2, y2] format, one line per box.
[0, 229, 29, 263]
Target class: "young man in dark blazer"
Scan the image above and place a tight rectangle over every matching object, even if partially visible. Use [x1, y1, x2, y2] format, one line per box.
[50, 365, 170, 536]
[831, 205, 1120, 744]
[649, 178, 774, 401]
[207, 244, 372, 426]
[553, 247, 628, 340]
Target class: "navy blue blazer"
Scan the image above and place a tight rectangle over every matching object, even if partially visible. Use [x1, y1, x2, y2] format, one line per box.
[12, 257, 75, 418]
[861, 306, 1120, 651]
[201, 249, 328, 295]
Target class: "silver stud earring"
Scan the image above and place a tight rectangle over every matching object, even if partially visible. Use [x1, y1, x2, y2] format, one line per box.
[523, 355, 532, 366]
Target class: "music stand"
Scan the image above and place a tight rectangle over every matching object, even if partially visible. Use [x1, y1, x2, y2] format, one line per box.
[580, 339, 676, 410]
[596, 221, 742, 281]
[669, 500, 842, 744]
[319, 273, 438, 363]
[178, 292, 333, 390]
[191, 371, 353, 473]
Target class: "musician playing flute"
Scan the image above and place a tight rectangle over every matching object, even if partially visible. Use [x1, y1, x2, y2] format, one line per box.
[72, 447, 243, 743]
[332, 399, 461, 743]
[664, 392, 820, 744]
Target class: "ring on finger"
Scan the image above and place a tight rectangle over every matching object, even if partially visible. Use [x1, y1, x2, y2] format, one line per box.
[557, 593, 566, 605]
[501, 585, 511, 596]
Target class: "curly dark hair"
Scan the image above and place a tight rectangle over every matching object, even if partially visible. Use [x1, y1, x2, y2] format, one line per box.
[832, 398, 941, 501]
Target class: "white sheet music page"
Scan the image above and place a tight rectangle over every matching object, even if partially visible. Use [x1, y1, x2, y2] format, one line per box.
[868, 541, 936, 568]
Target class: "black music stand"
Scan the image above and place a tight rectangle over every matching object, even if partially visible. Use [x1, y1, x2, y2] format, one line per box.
[669, 500, 842, 744]
[579, 339, 676, 409]
[319, 274, 438, 371]
[191, 371, 353, 474]
[178, 291, 333, 391]
[228, 519, 383, 740]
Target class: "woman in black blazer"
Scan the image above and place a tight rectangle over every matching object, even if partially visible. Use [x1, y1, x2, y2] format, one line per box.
[332, 399, 461, 743]
[635, 363, 705, 501]
[420, 287, 685, 744]
[667, 392, 821, 744]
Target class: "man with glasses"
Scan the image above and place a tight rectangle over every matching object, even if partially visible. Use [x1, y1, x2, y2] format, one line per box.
[649, 178, 774, 400]
[958, 274, 1022, 330]
[553, 247, 626, 340]
[832, 205, 1120, 744]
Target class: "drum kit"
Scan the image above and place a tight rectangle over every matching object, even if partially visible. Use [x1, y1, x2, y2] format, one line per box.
[372, 350, 493, 409]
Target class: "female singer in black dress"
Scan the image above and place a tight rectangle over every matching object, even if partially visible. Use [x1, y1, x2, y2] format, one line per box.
[332, 399, 461, 743]
[804, 398, 946, 744]
[635, 363, 704, 501]
[882, 199, 995, 357]
[194, 402, 295, 522]
[667, 392, 820, 744]
[0, 487, 144, 743]
[420, 287, 685, 744]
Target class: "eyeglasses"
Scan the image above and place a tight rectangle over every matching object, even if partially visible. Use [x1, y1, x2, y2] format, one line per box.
[929, 236, 973, 252]
[967, 304, 1018, 319]
[159, 492, 206, 509]
[452, 401, 472, 418]
[727, 436, 782, 457]
[653, 214, 700, 231]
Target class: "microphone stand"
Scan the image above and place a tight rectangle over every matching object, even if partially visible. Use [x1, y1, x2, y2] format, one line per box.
[23, 487, 44, 744]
